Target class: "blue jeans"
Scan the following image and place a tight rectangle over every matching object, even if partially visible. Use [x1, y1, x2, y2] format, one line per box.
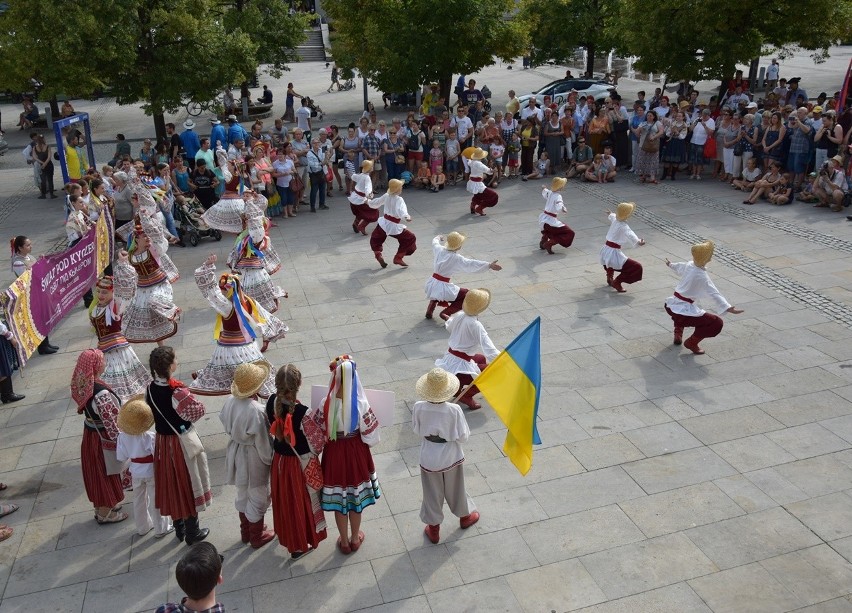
[385, 154, 400, 181]
[309, 174, 326, 209]
[161, 204, 179, 238]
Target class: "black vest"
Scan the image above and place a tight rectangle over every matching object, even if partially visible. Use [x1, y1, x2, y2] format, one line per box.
[147, 382, 192, 435]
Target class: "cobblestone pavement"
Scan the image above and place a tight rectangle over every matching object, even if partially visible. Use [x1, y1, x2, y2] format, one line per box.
[0, 58, 852, 613]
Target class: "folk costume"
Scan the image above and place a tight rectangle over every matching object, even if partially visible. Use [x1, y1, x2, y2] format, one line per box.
[368, 179, 416, 268]
[348, 160, 378, 235]
[599, 202, 644, 293]
[539, 178, 575, 254]
[71, 349, 127, 523]
[220, 362, 275, 549]
[435, 289, 500, 410]
[89, 275, 151, 403]
[189, 262, 285, 397]
[227, 191, 287, 313]
[200, 146, 248, 234]
[465, 148, 498, 215]
[665, 241, 739, 355]
[413, 368, 480, 545]
[425, 232, 497, 321]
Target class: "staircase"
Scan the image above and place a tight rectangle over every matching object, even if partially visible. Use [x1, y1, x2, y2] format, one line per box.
[296, 29, 327, 62]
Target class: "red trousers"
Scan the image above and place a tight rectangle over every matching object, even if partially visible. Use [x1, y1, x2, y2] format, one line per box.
[471, 188, 498, 209]
[350, 203, 379, 223]
[542, 224, 575, 247]
[665, 305, 724, 341]
[439, 288, 468, 319]
[454, 353, 486, 397]
[370, 226, 417, 257]
[604, 258, 643, 284]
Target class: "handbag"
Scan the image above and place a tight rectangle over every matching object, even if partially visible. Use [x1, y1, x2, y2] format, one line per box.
[284, 436, 323, 490]
[289, 173, 304, 193]
[395, 154, 406, 165]
[641, 135, 660, 153]
[325, 166, 333, 182]
[703, 136, 717, 159]
[147, 388, 205, 460]
[733, 141, 745, 156]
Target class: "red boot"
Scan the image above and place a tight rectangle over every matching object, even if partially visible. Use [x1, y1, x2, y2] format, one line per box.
[459, 385, 481, 410]
[605, 267, 614, 286]
[683, 336, 705, 355]
[358, 219, 369, 235]
[425, 300, 438, 319]
[374, 251, 387, 268]
[474, 205, 486, 216]
[460, 511, 480, 529]
[352, 220, 360, 234]
[393, 254, 408, 267]
[673, 326, 684, 346]
[249, 517, 275, 549]
[424, 524, 440, 544]
[611, 279, 627, 293]
[238, 512, 250, 544]
[543, 238, 555, 255]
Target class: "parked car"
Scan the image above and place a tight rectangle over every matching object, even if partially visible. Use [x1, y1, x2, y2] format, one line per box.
[517, 79, 615, 109]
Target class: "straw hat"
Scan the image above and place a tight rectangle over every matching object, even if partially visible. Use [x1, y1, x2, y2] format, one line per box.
[691, 240, 715, 268]
[469, 148, 488, 161]
[388, 179, 403, 195]
[551, 177, 567, 191]
[678, 101, 690, 109]
[360, 159, 374, 172]
[416, 368, 460, 403]
[462, 288, 491, 316]
[117, 398, 154, 436]
[446, 231, 466, 252]
[231, 361, 271, 398]
[461, 146, 478, 160]
[831, 155, 844, 166]
[616, 202, 635, 221]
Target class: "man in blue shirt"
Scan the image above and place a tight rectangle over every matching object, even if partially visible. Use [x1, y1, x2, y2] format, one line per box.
[226, 115, 249, 146]
[180, 120, 201, 170]
[209, 119, 228, 152]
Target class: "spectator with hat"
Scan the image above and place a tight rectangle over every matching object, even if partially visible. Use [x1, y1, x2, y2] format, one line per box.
[785, 78, 808, 108]
[813, 155, 848, 211]
[181, 120, 201, 170]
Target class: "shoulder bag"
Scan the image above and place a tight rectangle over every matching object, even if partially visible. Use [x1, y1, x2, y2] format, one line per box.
[289, 171, 304, 193]
[282, 433, 323, 490]
[641, 129, 660, 153]
[147, 387, 205, 460]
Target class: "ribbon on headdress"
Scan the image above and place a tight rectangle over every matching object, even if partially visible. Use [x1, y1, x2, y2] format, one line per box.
[234, 229, 264, 261]
[269, 414, 296, 446]
[213, 276, 266, 341]
[322, 356, 361, 440]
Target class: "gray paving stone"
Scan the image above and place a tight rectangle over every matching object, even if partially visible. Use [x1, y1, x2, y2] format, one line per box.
[787, 492, 852, 541]
[370, 552, 424, 604]
[680, 406, 785, 445]
[83, 564, 170, 612]
[759, 390, 852, 427]
[766, 423, 851, 459]
[678, 380, 777, 415]
[760, 545, 852, 608]
[527, 466, 646, 517]
[775, 455, 852, 498]
[476, 444, 585, 492]
[355, 595, 432, 613]
[624, 422, 703, 457]
[444, 528, 539, 584]
[0, 583, 87, 613]
[567, 434, 645, 470]
[688, 562, 804, 613]
[425, 576, 523, 612]
[252, 560, 383, 611]
[572, 582, 712, 613]
[713, 474, 778, 513]
[623, 447, 737, 494]
[506, 559, 607, 612]
[464, 487, 549, 534]
[791, 597, 852, 613]
[753, 367, 849, 398]
[711, 434, 798, 472]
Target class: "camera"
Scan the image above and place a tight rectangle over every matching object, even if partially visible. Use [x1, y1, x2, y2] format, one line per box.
[820, 161, 830, 176]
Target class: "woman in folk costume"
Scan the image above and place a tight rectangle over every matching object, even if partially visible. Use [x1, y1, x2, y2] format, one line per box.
[89, 275, 152, 403]
[114, 218, 181, 345]
[435, 289, 500, 411]
[115, 167, 179, 244]
[425, 231, 502, 321]
[71, 349, 128, 525]
[227, 191, 287, 313]
[665, 240, 744, 355]
[348, 160, 377, 235]
[302, 355, 381, 556]
[220, 362, 275, 549]
[367, 179, 416, 268]
[599, 202, 646, 293]
[189, 254, 286, 397]
[465, 147, 498, 216]
[146, 346, 212, 545]
[413, 368, 480, 545]
[539, 177, 576, 255]
[201, 145, 248, 234]
[267, 363, 327, 559]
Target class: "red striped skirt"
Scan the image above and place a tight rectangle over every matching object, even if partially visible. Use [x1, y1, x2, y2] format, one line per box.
[154, 433, 196, 519]
[320, 436, 381, 514]
[80, 428, 124, 508]
[271, 453, 327, 554]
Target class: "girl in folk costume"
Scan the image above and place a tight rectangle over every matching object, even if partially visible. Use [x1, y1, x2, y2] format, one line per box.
[539, 177, 576, 255]
[267, 364, 327, 559]
[189, 255, 286, 397]
[599, 202, 646, 293]
[348, 160, 378, 235]
[71, 349, 128, 525]
[146, 346, 212, 545]
[465, 148, 498, 216]
[413, 368, 480, 545]
[11, 235, 58, 356]
[114, 220, 181, 345]
[302, 355, 381, 555]
[665, 240, 744, 355]
[227, 191, 287, 313]
[425, 231, 502, 321]
[220, 362, 275, 549]
[201, 145, 248, 234]
[435, 289, 500, 410]
[89, 275, 152, 403]
[367, 179, 417, 268]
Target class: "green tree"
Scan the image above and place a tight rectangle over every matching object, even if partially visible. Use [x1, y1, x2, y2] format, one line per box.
[324, 0, 526, 103]
[616, 0, 852, 82]
[518, 0, 621, 79]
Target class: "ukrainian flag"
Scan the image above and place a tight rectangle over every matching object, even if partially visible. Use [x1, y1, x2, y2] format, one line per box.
[474, 317, 542, 475]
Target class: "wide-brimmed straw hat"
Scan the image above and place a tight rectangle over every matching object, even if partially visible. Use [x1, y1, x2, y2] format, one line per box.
[446, 231, 466, 251]
[691, 240, 715, 267]
[461, 146, 478, 160]
[462, 288, 491, 316]
[231, 361, 271, 398]
[616, 202, 635, 221]
[551, 177, 567, 191]
[831, 155, 844, 166]
[678, 101, 690, 109]
[117, 398, 154, 436]
[360, 159, 374, 172]
[388, 179, 403, 195]
[416, 368, 460, 403]
[469, 148, 488, 161]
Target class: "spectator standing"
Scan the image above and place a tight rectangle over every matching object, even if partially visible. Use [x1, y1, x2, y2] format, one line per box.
[295, 98, 312, 142]
[766, 59, 780, 92]
[180, 120, 201, 170]
[189, 159, 219, 210]
[787, 108, 813, 189]
[32, 135, 55, 198]
[165, 123, 182, 162]
[110, 134, 132, 167]
[226, 116, 249, 147]
[283, 83, 302, 123]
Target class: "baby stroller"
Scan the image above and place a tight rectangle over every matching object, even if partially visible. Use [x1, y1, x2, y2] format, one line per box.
[175, 196, 223, 246]
[305, 96, 324, 121]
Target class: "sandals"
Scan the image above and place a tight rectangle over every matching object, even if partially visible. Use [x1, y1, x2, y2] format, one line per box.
[0, 503, 18, 518]
[349, 530, 365, 552]
[0, 525, 12, 542]
[96, 509, 128, 524]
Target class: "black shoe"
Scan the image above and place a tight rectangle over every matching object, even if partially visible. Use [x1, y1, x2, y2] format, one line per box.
[318, 204, 329, 210]
[1, 392, 24, 404]
[0, 378, 24, 404]
[174, 519, 186, 542]
[184, 516, 209, 545]
[48, 344, 59, 351]
[37, 195, 46, 199]
[310, 207, 316, 212]
[37, 346, 58, 355]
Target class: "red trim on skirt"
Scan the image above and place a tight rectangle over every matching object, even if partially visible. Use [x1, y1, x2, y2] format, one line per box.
[154, 433, 196, 519]
[271, 453, 327, 554]
[542, 224, 575, 247]
[81, 428, 124, 508]
[369, 226, 417, 256]
[350, 202, 379, 222]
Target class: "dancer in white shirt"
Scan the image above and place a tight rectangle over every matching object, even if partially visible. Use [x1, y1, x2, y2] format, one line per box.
[425, 232, 501, 320]
[465, 148, 498, 216]
[367, 179, 416, 268]
[538, 177, 575, 254]
[599, 202, 645, 293]
[348, 160, 377, 235]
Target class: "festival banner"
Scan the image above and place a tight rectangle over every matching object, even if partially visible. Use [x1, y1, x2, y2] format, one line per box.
[4, 214, 112, 365]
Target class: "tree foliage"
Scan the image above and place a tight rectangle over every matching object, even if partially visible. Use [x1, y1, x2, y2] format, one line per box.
[324, 0, 526, 100]
[615, 0, 852, 81]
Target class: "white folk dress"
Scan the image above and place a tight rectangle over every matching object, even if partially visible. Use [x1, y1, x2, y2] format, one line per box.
[665, 261, 732, 317]
[466, 160, 491, 195]
[220, 396, 273, 522]
[435, 313, 500, 376]
[425, 236, 491, 302]
[599, 212, 640, 270]
[201, 148, 246, 234]
[90, 298, 152, 403]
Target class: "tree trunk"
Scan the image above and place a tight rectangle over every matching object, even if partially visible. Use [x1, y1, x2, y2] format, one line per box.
[438, 74, 452, 107]
[49, 95, 60, 120]
[153, 113, 167, 144]
[585, 43, 596, 79]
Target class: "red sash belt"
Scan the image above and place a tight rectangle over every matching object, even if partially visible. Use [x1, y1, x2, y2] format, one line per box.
[448, 348, 475, 361]
[674, 292, 694, 304]
[605, 240, 621, 249]
[543, 210, 557, 217]
[131, 455, 154, 464]
[470, 177, 483, 182]
[354, 189, 366, 197]
[432, 273, 451, 282]
[384, 214, 401, 223]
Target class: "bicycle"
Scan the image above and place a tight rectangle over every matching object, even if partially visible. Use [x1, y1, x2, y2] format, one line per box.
[185, 93, 223, 117]
[339, 79, 356, 91]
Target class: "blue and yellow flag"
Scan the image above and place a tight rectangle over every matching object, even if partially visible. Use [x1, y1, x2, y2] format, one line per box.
[474, 317, 542, 475]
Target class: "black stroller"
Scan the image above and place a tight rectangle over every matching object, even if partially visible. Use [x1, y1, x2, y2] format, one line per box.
[174, 196, 222, 246]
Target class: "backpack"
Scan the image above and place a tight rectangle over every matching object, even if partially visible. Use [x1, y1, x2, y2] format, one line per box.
[400, 171, 413, 184]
